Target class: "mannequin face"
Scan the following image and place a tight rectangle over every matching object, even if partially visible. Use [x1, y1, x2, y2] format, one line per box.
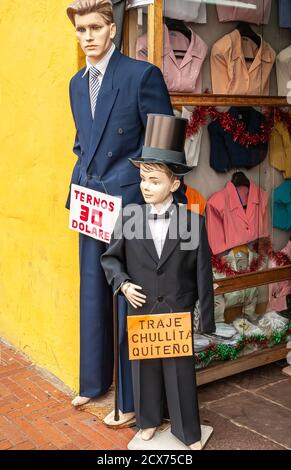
[140, 164, 180, 209]
[75, 12, 116, 65]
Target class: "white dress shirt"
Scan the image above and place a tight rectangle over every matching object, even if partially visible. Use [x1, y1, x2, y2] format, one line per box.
[276, 45, 291, 96]
[148, 196, 174, 258]
[82, 42, 116, 86]
[174, 107, 203, 167]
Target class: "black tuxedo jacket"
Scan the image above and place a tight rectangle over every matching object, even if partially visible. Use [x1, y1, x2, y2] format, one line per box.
[101, 204, 215, 334]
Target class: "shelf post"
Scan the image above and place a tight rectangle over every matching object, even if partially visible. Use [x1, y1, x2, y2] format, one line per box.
[147, 0, 163, 69]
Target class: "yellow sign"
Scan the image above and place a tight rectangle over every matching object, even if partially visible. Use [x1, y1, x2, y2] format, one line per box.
[127, 312, 193, 360]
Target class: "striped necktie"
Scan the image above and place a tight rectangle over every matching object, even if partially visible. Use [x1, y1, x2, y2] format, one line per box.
[89, 67, 101, 118]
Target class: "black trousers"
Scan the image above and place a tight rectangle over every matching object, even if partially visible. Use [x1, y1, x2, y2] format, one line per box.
[132, 356, 201, 446]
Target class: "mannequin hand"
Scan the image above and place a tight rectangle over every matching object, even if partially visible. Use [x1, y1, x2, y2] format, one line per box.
[121, 282, 146, 309]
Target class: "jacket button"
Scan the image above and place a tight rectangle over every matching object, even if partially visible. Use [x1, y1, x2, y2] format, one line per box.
[157, 269, 163, 275]
[118, 128, 124, 135]
[157, 296, 164, 302]
[87, 174, 92, 180]
[107, 151, 113, 158]
[81, 150, 84, 156]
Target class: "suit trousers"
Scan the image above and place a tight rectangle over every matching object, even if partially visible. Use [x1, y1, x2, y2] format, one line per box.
[132, 355, 201, 446]
[79, 233, 134, 412]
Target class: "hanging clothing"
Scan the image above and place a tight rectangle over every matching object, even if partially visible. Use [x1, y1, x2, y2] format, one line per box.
[273, 180, 291, 231]
[174, 107, 203, 166]
[268, 241, 291, 312]
[164, 0, 207, 23]
[206, 181, 269, 255]
[126, 0, 153, 7]
[216, 0, 272, 25]
[276, 45, 291, 96]
[213, 247, 259, 322]
[182, 107, 203, 167]
[186, 185, 207, 215]
[279, 0, 291, 28]
[269, 116, 291, 179]
[136, 24, 208, 93]
[210, 29, 276, 95]
[208, 107, 268, 173]
[112, 0, 126, 49]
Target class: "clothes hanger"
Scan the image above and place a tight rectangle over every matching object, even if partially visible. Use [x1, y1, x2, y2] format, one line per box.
[164, 17, 192, 44]
[231, 171, 250, 188]
[236, 21, 261, 50]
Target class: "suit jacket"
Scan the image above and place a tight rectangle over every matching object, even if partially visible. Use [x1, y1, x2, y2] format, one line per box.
[101, 204, 215, 334]
[208, 107, 268, 173]
[66, 47, 174, 209]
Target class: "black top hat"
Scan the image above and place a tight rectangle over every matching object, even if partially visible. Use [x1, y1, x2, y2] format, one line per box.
[128, 114, 194, 176]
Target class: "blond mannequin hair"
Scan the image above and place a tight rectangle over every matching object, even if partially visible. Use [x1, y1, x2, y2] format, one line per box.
[67, 0, 114, 26]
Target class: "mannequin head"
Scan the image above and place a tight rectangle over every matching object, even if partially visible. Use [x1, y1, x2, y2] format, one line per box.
[67, 1, 116, 65]
[139, 163, 181, 209]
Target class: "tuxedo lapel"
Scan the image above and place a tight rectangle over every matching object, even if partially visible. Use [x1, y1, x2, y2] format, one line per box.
[157, 204, 182, 269]
[86, 48, 122, 170]
[139, 205, 160, 266]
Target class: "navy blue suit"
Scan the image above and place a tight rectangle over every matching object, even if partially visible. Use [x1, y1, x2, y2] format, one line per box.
[67, 48, 177, 411]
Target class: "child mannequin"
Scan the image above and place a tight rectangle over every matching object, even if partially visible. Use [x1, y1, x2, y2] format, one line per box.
[101, 114, 215, 449]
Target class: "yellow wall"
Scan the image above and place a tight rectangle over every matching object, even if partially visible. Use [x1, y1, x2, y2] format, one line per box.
[0, 0, 81, 391]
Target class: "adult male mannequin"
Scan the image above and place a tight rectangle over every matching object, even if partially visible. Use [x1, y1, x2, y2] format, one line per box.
[66, 0, 178, 425]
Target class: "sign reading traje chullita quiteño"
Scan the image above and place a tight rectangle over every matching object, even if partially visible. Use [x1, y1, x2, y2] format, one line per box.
[127, 312, 193, 360]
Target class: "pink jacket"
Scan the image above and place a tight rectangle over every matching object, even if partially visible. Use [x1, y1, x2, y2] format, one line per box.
[136, 25, 208, 93]
[206, 181, 269, 255]
[268, 241, 291, 312]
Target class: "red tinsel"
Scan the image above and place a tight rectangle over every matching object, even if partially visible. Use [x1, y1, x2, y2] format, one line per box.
[186, 107, 208, 138]
[212, 238, 291, 277]
[186, 106, 291, 147]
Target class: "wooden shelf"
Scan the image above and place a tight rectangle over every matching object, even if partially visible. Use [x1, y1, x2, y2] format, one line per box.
[123, 0, 291, 383]
[196, 343, 287, 385]
[213, 266, 291, 296]
[171, 94, 290, 108]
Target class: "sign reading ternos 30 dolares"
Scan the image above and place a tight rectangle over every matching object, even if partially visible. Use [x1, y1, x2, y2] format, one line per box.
[69, 184, 122, 243]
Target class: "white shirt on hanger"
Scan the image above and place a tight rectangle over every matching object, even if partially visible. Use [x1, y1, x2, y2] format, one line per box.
[276, 45, 291, 96]
[174, 107, 203, 167]
[164, 0, 207, 24]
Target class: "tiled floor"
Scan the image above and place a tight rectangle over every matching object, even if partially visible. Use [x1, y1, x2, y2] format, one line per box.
[199, 361, 291, 450]
[1, 341, 290, 450]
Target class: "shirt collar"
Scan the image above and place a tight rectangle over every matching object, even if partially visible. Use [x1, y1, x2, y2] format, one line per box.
[163, 24, 206, 61]
[82, 42, 116, 78]
[227, 180, 259, 212]
[150, 195, 174, 215]
[231, 29, 272, 64]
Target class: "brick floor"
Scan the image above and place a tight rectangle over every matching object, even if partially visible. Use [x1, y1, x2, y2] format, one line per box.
[0, 342, 135, 450]
[1, 341, 291, 450]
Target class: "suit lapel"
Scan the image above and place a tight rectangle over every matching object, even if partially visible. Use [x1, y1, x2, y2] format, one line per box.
[76, 72, 93, 152]
[86, 48, 122, 170]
